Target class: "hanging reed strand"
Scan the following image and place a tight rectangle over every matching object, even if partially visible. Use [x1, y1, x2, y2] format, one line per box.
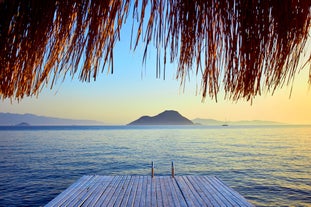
[0, 0, 310, 100]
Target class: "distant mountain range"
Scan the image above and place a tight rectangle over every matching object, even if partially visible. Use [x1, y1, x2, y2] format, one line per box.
[128, 110, 284, 126]
[128, 110, 193, 125]
[0, 111, 284, 126]
[192, 118, 284, 126]
[0, 113, 103, 126]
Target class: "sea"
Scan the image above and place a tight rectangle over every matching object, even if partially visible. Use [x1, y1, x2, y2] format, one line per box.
[0, 125, 310, 207]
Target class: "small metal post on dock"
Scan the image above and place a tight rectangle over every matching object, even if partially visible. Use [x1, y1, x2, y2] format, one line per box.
[151, 161, 154, 178]
[171, 161, 175, 178]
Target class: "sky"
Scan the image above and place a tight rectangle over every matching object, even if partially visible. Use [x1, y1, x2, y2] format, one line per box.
[1, 17, 311, 125]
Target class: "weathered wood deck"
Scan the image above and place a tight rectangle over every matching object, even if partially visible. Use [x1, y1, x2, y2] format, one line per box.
[45, 175, 254, 207]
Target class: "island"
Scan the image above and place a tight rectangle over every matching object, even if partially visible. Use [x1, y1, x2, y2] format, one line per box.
[128, 110, 193, 125]
[15, 122, 30, 126]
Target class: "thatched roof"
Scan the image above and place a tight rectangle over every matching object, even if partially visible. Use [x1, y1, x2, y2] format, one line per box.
[0, 0, 310, 101]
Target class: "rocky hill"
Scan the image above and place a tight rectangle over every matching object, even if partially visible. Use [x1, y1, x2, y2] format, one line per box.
[128, 110, 193, 125]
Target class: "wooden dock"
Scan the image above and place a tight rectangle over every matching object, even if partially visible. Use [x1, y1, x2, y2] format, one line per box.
[45, 175, 254, 207]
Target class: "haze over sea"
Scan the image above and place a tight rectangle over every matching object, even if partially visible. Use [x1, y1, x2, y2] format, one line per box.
[0, 125, 310, 207]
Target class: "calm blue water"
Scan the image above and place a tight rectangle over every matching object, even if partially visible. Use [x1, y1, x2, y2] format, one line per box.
[0, 125, 310, 206]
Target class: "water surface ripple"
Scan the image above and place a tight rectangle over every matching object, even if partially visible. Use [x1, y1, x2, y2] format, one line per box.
[0, 125, 310, 206]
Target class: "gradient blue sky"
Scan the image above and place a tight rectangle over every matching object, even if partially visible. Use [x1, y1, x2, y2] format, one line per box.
[2, 17, 311, 125]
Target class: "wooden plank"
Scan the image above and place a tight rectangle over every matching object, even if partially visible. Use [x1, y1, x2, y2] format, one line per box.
[45, 175, 254, 207]
[62, 179, 93, 207]
[197, 176, 225, 206]
[81, 176, 113, 206]
[45, 175, 94, 207]
[181, 176, 206, 206]
[86, 176, 117, 206]
[186, 176, 214, 206]
[162, 177, 174, 207]
[204, 176, 245, 206]
[209, 176, 254, 207]
[47, 175, 96, 207]
[126, 176, 140, 207]
[119, 176, 136, 206]
[110, 175, 132, 207]
[69, 175, 103, 206]
[205, 176, 240, 206]
[167, 176, 180, 207]
[144, 176, 152, 206]
[165, 177, 179, 206]
[158, 177, 165, 207]
[159, 176, 173, 207]
[64, 176, 98, 206]
[174, 176, 199, 206]
[170, 176, 188, 207]
[133, 176, 144, 206]
[155, 176, 164, 207]
[150, 176, 157, 206]
[95, 175, 123, 206]
[101, 176, 127, 206]
[138, 176, 148, 207]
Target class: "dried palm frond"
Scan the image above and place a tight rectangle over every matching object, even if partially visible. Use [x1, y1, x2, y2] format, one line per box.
[0, 0, 310, 101]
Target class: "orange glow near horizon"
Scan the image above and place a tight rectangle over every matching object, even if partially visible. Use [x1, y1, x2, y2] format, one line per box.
[1, 66, 310, 125]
